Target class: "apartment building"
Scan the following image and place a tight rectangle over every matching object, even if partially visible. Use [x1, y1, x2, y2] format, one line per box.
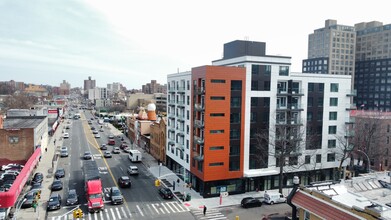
[167, 40, 353, 198]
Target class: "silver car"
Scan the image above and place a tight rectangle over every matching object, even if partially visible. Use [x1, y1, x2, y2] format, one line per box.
[60, 147, 68, 157]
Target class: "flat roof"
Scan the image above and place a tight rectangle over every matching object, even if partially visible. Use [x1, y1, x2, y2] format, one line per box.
[3, 116, 46, 129]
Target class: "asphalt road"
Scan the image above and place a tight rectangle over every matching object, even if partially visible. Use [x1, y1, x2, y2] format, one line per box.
[47, 110, 195, 220]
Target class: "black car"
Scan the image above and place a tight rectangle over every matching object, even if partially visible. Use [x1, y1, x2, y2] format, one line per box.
[100, 144, 107, 150]
[118, 176, 131, 188]
[241, 197, 262, 208]
[66, 189, 79, 206]
[1, 173, 17, 181]
[22, 191, 38, 208]
[55, 168, 65, 178]
[158, 187, 173, 199]
[110, 187, 123, 205]
[47, 194, 61, 211]
[31, 172, 44, 184]
[30, 181, 42, 192]
[51, 179, 63, 191]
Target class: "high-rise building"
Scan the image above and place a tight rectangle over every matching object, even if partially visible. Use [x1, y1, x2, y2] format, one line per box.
[354, 21, 391, 111]
[302, 19, 356, 77]
[84, 76, 96, 93]
[142, 80, 167, 94]
[59, 80, 70, 95]
[167, 40, 353, 198]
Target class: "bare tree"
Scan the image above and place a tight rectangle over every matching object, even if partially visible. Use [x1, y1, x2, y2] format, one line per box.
[255, 123, 307, 193]
[334, 124, 355, 180]
[3, 92, 38, 111]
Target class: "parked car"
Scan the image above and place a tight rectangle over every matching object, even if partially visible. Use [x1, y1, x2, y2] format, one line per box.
[158, 187, 173, 199]
[241, 197, 263, 208]
[92, 130, 98, 134]
[119, 143, 128, 150]
[123, 147, 131, 153]
[51, 179, 63, 191]
[0, 208, 9, 220]
[1, 163, 24, 171]
[88, 120, 92, 124]
[118, 176, 131, 188]
[264, 192, 286, 205]
[47, 194, 61, 211]
[31, 172, 44, 184]
[103, 151, 112, 158]
[94, 133, 101, 138]
[55, 168, 65, 178]
[63, 133, 70, 138]
[21, 191, 38, 208]
[90, 126, 95, 130]
[108, 135, 115, 139]
[66, 189, 79, 206]
[110, 187, 123, 205]
[100, 144, 107, 150]
[4, 170, 20, 176]
[83, 151, 92, 160]
[0, 173, 17, 181]
[112, 147, 120, 154]
[60, 147, 68, 157]
[127, 166, 138, 175]
[30, 181, 42, 191]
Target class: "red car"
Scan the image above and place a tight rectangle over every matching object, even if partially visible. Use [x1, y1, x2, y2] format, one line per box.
[108, 139, 115, 145]
[120, 143, 128, 150]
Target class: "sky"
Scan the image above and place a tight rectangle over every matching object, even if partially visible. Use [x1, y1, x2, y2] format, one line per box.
[0, 0, 390, 89]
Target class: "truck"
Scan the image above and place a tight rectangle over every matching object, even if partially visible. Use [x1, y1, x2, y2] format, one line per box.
[128, 149, 142, 162]
[83, 160, 104, 213]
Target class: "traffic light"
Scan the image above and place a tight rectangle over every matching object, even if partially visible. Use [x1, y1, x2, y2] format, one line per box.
[73, 208, 84, 219]
[155, 179, 161, 187]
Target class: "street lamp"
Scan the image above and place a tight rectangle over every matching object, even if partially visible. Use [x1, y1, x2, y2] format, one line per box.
[357, 150, 370, 173]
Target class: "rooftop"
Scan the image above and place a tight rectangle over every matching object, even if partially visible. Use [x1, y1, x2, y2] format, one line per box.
[3, 116, 46, 129]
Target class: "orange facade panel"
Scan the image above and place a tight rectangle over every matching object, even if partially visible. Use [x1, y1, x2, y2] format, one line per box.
[191, 65, 246, 182]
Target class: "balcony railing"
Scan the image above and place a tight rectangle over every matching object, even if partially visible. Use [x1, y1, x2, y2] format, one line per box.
[277, 89, 304, 95]
[193, 151, 204, 161]
[346, 103, 357, 110]
[194, 119, 204, 128]
[194, 103, 205, 111]
[194, 136, 204, 145]
[168, 87, 175, 93]
[168, 100, 176, 105]
[177, 87, 186, 93]
[345, 117, 355, 124]
[177, 101, 185, 106]
[176, 126, 185, 132]
[195, 87, 205, 95]
[346, 89, 357, 96]
[176, 114, 185, 121]
[276, 119, 303, 125]
[277, 104, 303, 110]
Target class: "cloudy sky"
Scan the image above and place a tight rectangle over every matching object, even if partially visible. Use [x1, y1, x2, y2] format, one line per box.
[0, 0, 390, 89]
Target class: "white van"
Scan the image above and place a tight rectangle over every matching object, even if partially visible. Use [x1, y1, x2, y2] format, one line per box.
[264, 192, 286, 205]
[128, 150, 142, 162]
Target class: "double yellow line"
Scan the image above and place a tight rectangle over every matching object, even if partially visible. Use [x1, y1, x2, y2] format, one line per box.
[80, 113, 129, 207]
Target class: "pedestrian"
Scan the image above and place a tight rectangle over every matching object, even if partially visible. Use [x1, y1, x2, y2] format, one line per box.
[203, 205, 207, 216]
[39, 156, 41, 162]
[54, 139, 56, 145]
[45, 147, 47, 152]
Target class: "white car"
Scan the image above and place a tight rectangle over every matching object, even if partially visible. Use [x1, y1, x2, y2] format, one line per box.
[63, 133, 70, 138]
[95, 133, 101, 138]
[1, 163, 24, 171]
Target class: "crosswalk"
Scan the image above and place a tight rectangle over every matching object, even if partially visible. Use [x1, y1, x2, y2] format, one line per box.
[50, 201, 190, 220]
[191, 208, 227, 220]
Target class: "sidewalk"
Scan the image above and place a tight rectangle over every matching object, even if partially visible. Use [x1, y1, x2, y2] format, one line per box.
[17, 121, 65, 220]
[107, 123, 291, 212]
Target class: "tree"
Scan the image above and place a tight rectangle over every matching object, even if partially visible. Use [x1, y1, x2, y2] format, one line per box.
[255, 122, 307, 193]
[3, 92, 38, 111]
[334, 124, 355, 180]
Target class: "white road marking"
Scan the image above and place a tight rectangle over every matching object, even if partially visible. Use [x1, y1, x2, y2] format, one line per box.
[105, 209, 109, 219]
[146, 204, 154, 215]
[110, 208, 116, 220]
[161, 202, 170, 213]
[168, 201, 181, 212]
[99, 210, 103, 220]
[115, 207, 121, 218]
[125, 205, 132, 217]
[165, 202, 176, 213]
[121, 206, 128, 219]
[151, 204, 160, 214]
[136, 205, 144, 216]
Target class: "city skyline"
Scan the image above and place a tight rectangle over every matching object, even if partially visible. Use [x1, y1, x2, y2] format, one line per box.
[0, 0, 390, 89]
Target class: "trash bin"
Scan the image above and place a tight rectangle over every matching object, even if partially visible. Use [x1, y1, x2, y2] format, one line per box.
[186, 194, 191, 201]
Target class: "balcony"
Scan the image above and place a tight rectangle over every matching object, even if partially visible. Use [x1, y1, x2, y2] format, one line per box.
[345, 117, 355, 124]
[346, 89, 357, 97]
[193, 151, 204, 161]
[168, 113, 175, 118]
[194, 135, 204, 145]
[176, 114, 185, 121]
[277, 89, 304, 96]
[345, 130, 355, 138]
[176, 126, 185, 132]
[276, 104, 303, 111]
[168, 87, 175, 93]
[168, 126, 176, 132]
[168, 140, 175, 146]
[168, 100, 176, 106]
[177, 87, 186, 93]
[176, 142, 185, 151]
[346, 103, 357, 110]
[194, 103, 205, 112]
[276, 119, 303, 126]
[194, 119, 204, 128]
[195, 87, 205, 95]
[177, 101, 185, 107]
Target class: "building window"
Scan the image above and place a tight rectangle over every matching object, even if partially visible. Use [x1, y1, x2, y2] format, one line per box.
[317, 97, 324, 107]
[307, 112, 313, 122]
[305, 155, 311, 164]
[230, 129, 240, 139]
[330, 83, 339, 92]
[307, 97, 313, 107]
[328, 126, 337, 134]
[329, 112, 337, 120]
[187, 125, 189, 135]
[210, 146, 224, 150]
[187, 96, 190, 105]
[231, 97, 241, 107]
[186, 139, 189, 149]
[327, 153, 335, 162]
[308, 83, 314, 92]
[328, 139, 336, 148]
[316, 154, 321, 163]
[187, 80, 190, 90]
[210, 130, 224, 134]
[250, 112, 257, 123]
[186, 154, 189, 163]
[230, 113, 240, 123]
[209, 162, 224, 167]
[211, 79, 226, 83]
[231, 80, 242, 91]
[279, 66, 289, 76]
[210, 113, 225, 117]
[211, 96, 225, 100]
[187, 110, 189, 120]
[8, 136, 19, 144]
[330, 98, 338, 106]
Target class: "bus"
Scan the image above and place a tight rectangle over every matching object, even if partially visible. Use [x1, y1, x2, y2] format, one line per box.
[128, 150, 142, 162]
